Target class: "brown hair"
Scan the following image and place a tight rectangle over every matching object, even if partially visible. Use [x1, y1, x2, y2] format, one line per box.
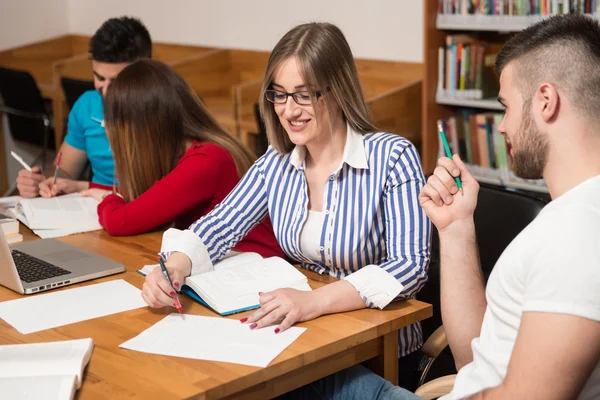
[259, 22, 377, 154]
[104, 59, 255, 202]
[496, 14, 600, 124]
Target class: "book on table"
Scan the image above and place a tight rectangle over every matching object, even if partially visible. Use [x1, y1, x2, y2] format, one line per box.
[138, 252, 312, 316]
[0, 338, 94, 400]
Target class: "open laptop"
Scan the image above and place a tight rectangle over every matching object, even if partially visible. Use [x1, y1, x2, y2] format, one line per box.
[0, 233, 125, 294]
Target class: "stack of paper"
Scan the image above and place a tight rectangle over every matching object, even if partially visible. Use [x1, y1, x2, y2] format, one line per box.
[14, 193, 102, 238]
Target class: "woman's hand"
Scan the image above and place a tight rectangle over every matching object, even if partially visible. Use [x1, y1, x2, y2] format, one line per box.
[80, 188, 111, 202]
[141, 252, 192, 309]
[241, 288, 323, 333]
[39, 177, 89, 198]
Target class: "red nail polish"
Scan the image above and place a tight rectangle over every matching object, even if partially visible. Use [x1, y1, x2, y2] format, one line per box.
[170, 291, 175, 296]
[240, 317, 248, 323]
[274, 328, 280, 334]
[250, 323, 257, 329]
[174, 282, 180, 289]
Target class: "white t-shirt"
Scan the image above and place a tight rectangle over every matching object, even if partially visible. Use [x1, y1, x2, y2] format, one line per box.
[443, 175, 600, 400]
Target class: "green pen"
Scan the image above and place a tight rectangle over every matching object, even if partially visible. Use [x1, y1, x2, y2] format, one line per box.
[437, 123, 463, 190]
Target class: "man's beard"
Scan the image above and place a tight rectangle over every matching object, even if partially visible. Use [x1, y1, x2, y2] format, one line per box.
[511, 107, 549, 180]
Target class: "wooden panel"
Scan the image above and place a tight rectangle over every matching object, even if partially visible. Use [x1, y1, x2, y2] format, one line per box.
[0, 35, 77, 88]
[0, 228, 432, 400]
[173, 49, 233, 98]
[356, 59, 423, 100]
[368, 80, 423, 145]
[228, 50, 270, 82]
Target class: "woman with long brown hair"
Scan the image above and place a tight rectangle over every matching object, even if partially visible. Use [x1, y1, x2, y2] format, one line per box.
[142, 22, 430, 388]
[80, 59, 283, 259]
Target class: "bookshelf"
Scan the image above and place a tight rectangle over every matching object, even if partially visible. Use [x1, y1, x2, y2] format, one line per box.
[420, 2, 599, 195]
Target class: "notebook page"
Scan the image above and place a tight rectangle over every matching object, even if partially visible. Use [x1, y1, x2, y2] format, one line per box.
[0, 280, 146, 334]
[0, 375, 76, 400]
[17, 194, 101, 231]
[0, 338, 93, 388]
[189, 257, 309, 298]
[137, 252, 264, 276]
[120, 313, 306, 367]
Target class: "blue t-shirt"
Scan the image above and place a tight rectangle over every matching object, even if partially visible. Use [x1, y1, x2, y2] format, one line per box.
[64, 90, 114, 186]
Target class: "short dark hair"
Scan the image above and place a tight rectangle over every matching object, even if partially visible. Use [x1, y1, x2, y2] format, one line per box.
[496, 14, 600, 123]
[90, 16, 152, 63]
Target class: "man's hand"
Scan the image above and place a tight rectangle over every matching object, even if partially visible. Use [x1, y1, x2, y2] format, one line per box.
[16, 166, 44, 198]
[419, 154, 479, 233]
[39, 177, 89, 198]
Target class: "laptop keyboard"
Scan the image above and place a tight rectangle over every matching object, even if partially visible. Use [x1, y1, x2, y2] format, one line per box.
[12, 250, 71, 283]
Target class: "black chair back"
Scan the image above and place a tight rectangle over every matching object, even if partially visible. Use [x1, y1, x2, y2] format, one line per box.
[418, 183, 549, 381]
[0, 67, 54, 148]
[254, 103, 269, 156]
[61, 77, 95, 110]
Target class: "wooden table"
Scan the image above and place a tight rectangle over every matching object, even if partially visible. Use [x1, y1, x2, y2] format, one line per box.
[0, 229, 432, 399]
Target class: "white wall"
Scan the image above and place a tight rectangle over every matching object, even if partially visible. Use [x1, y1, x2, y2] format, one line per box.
[67, 0, 423, 63]
[0, 0, 69, 51]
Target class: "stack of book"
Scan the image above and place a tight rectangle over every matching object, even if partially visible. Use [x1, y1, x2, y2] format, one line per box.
[438, 1, 599, 16]
[0, 210, 22, 244]
[436, 35, 503, 102]
[437, 110, 548, 192]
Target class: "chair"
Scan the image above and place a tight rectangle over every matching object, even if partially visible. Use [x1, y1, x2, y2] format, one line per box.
[253, 103, 269, 156]
[61, 77, 95, 110]
[415, 183, 548, 398]
[0, 67, 55, 195]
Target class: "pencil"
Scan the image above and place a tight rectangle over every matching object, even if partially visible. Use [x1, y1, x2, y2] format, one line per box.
[437, 123, 463, 190]
[53, 152, 63, 186]
[158, 257, 183, 313]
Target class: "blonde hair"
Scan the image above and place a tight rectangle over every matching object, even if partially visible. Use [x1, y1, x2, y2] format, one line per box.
[259, 22, 377, 154]
[104, 59, 255, 202]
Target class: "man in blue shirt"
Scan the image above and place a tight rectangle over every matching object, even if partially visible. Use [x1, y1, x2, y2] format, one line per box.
[16, 16, 152, 198]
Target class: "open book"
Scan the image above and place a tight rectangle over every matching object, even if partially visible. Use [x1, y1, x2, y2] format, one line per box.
[0, 338, 93, 400]
[138, 253, 312, 315]
[14, 194, 102, 238]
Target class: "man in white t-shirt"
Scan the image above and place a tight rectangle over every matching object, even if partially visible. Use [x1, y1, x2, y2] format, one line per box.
[279, 13, 600, 400]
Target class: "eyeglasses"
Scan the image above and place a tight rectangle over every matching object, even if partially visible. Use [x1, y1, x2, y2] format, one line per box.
[264, 89, 326, 105]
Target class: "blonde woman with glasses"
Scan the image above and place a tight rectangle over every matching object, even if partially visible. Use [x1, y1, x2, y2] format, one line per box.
[142, 22, 431, 387]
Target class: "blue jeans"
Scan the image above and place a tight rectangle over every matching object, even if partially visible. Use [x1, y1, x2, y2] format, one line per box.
[278, 364, 423, 400]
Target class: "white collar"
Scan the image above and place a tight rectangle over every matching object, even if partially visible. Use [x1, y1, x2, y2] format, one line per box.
[289, 123, 369, 170]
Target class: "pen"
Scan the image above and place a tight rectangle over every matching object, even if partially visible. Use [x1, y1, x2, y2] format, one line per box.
[10, 151, 32, 172]
[53, 152, 62, 186]
[158, 257, 183, 313]
[437, 123, 463, 190]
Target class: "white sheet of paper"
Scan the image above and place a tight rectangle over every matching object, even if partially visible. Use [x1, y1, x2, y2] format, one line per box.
[120, 314, 306, 367]
[0, 280, 146, 334]
[0, 375, 76, 400]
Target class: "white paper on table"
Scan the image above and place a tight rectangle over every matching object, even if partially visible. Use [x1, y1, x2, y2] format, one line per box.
[120, 314, 306, 368]
[33, 223, 103, 239]
[0, 196, 22, 208]
[0, 280, 146, 334]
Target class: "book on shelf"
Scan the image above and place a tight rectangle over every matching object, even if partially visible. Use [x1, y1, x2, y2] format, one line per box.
[0, 338, 93, 400]
[438, 0, 598, 17]
[437, 110, 548, 192]
[137, 252, 312, 316]
[437, 34, 503, 102]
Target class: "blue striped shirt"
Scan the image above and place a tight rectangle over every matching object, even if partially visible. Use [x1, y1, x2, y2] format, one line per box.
[169, 126, 431, 356]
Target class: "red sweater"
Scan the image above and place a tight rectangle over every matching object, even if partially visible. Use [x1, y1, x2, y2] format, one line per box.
[97, 142, 284, 259]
